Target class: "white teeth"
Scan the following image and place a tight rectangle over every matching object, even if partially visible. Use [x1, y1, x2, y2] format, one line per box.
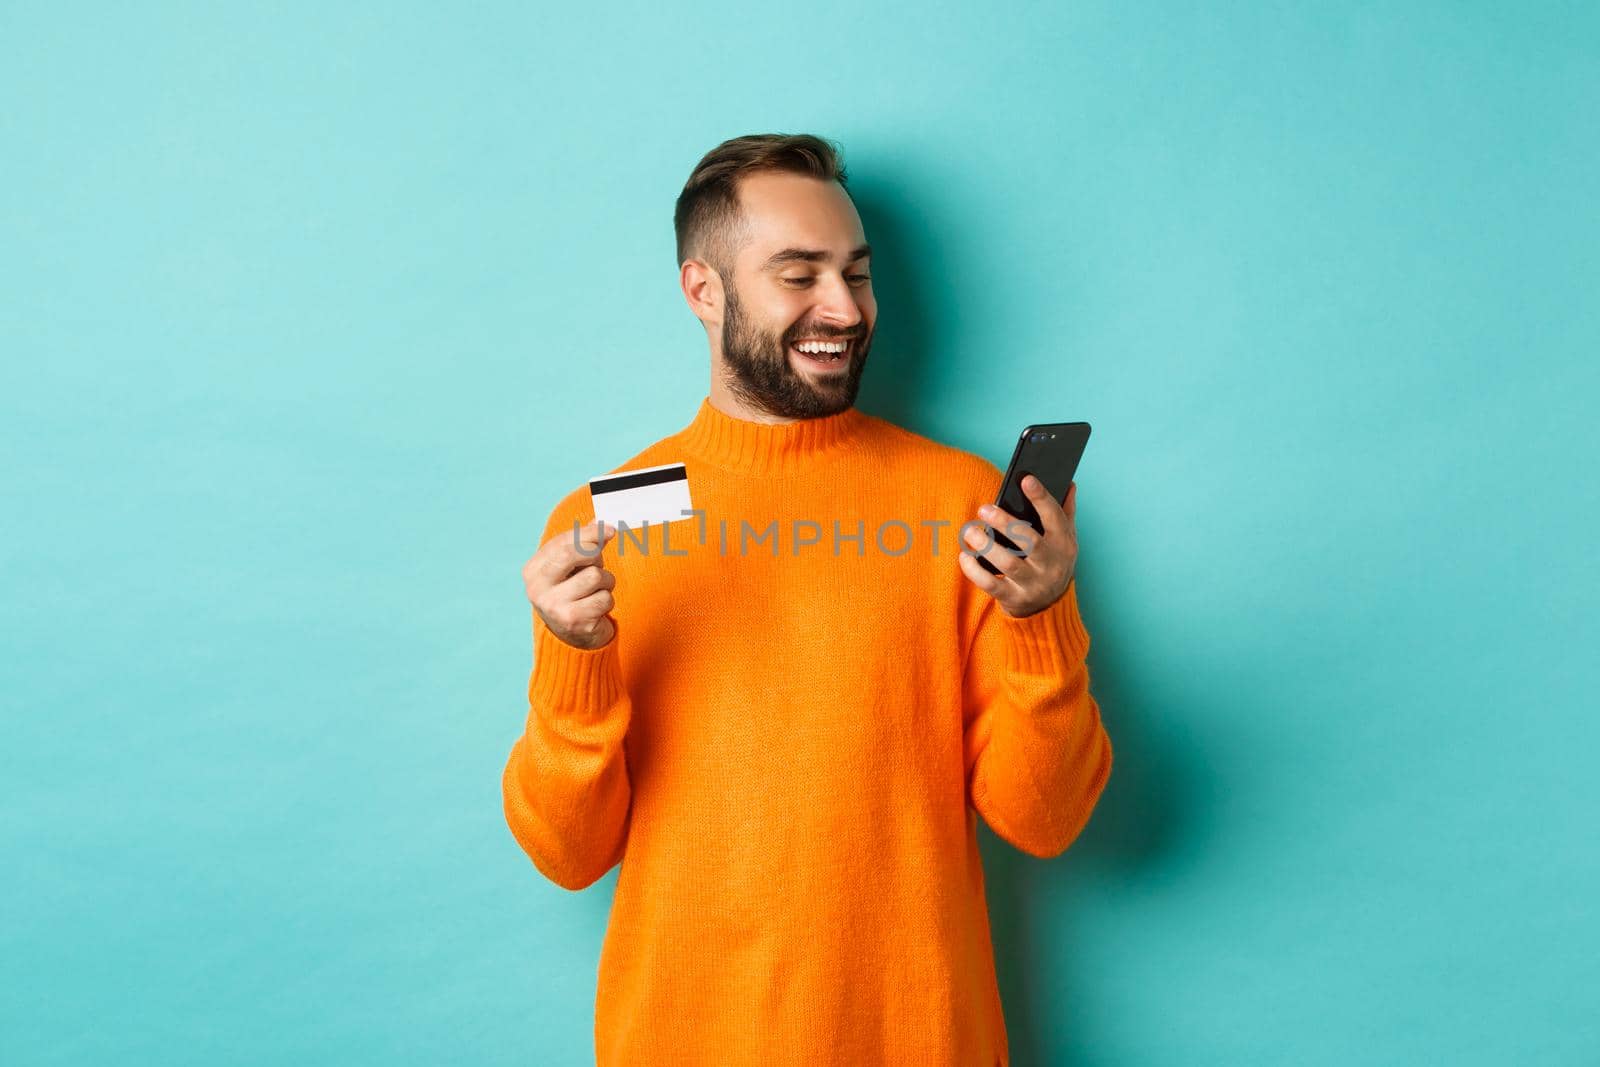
[795, 340, 847, 355]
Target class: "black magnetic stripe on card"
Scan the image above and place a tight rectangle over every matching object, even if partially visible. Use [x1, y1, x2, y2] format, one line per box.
[590, 466, 688, 495]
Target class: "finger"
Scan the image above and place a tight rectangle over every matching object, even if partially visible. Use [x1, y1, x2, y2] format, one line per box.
[554, 560, 605, 599]
[570, 519, 614, 564]
[571, 584, 615, 617]
[962, 520, 1025, 578]
[545, 519, 612, 580]
[978, 500, 1024, 535]
[956, 542, 1010, 598]
[1021, 473, 1069, 538]
[979, 504, 1044, 560]
[1000, 520, 1044, 561]
[978, 504, 1046, 560]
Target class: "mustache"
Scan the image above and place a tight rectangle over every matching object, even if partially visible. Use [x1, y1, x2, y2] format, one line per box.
[784, 327, 865, 342]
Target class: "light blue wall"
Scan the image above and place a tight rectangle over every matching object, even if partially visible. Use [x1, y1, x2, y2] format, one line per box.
[3, 3, 1595, 1064]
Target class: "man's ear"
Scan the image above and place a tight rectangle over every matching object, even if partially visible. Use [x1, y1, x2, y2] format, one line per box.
[680, 259, 725, 326]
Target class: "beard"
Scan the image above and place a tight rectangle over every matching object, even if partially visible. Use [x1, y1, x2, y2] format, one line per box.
[718, 279, 872, 420]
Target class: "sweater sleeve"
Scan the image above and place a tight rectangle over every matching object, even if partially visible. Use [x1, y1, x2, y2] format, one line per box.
[501, 492, 633, 891]
[960, 577, 1113, 858]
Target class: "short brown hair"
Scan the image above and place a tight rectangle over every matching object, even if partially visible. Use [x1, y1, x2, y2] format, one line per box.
[674, 133, 850, 277]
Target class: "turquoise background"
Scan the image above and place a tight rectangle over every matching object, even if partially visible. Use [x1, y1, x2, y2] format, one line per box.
[3, 3, 1596, 1064]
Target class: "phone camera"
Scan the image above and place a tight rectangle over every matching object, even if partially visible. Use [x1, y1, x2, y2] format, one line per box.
[1030, 432, 1046, 441]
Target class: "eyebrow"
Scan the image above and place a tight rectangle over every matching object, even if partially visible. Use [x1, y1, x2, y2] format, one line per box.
[761, 243, 872, 271]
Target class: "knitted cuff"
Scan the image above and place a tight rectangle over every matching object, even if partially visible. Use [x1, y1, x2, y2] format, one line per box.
[999, 578, 1091, 674]
[530, 616, 626, 720]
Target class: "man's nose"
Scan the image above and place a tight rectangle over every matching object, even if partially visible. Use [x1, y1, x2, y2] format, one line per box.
[812, 274, 864, 330]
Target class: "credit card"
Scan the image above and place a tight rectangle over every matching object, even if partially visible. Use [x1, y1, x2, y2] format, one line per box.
[588, 462, 694, 532]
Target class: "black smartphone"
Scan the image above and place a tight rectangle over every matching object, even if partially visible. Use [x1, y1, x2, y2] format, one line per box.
[978, 421, 1092, 575]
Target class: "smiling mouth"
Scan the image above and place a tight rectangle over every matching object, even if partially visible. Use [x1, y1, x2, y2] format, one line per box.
[789, 339, 853, 369]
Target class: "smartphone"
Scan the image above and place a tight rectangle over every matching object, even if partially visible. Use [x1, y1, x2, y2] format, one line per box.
[978, 421, 1092, 575]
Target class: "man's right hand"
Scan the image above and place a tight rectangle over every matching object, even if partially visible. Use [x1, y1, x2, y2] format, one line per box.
[523, 519, 618, 650]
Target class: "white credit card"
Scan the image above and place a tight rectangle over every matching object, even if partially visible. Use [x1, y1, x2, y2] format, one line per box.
[588, 462, 694, 531]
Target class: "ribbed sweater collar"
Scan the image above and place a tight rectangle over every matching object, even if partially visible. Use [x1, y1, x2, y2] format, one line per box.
[675, 395, 871, 474]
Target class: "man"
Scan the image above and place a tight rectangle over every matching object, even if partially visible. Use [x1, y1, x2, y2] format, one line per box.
[503, 133, 1112, 1066]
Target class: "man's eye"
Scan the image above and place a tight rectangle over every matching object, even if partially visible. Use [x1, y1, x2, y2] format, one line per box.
[781, 277, 813, 285]
[848, 274, 871, 282]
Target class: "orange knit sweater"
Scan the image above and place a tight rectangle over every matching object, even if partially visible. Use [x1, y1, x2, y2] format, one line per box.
[502, 396, 1113, 1066]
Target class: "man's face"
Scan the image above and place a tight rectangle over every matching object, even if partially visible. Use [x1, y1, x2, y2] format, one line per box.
[715, 171, 877, 420]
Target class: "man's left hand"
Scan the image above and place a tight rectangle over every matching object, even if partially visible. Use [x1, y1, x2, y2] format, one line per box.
[958, 475, 1078, 618]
